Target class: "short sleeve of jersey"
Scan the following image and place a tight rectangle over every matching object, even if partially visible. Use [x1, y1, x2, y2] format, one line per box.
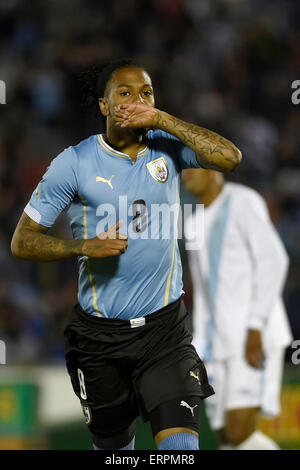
[151, 130, 202, 171]
[24, 147, 78, 227]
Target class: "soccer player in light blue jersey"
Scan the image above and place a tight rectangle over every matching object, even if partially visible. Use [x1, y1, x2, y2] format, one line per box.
[11, 59, 241, 450]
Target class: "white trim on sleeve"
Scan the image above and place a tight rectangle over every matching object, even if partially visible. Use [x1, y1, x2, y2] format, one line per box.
[24, 203, 42, 224]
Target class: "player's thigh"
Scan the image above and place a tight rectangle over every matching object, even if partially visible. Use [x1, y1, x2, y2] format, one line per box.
[149, 395, 202, 443]
[137, 346, 214, 430]
[220, 356, 262, 443]
[225, 355, 264, 412]
[205, 357, 261, 435]
[65, 340, 137, 440]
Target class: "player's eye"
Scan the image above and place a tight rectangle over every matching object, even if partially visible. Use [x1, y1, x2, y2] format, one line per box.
[144, 90, 152, 96]
[120, 91, 130, 96]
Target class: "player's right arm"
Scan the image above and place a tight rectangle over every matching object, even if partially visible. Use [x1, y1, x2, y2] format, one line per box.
[11, 214, 128, 261]
[11, 146, 128, 261]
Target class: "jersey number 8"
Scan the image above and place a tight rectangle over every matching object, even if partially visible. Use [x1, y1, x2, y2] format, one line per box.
[132, 199, 147, 233]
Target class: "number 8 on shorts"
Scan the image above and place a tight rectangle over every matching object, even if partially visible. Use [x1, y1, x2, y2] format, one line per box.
[77, 368, 87, 399]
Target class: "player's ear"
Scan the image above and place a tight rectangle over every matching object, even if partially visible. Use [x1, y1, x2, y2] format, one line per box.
[99, 98, 109, 117]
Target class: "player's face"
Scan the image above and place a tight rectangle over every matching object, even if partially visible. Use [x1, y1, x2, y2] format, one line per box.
[99, 67, 155, 121]
[182, 169, 213, 196]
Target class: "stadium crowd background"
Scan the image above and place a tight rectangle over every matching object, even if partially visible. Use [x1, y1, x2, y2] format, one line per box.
[0, 0, 299, 365]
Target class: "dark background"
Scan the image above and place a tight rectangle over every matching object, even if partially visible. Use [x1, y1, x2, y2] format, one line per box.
[0, 0, 299, 365]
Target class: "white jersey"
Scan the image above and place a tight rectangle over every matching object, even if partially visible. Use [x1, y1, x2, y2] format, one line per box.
[185, 182, 292, 361]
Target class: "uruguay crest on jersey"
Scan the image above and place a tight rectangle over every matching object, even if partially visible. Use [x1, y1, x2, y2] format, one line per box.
[146, 157, 168, 183]
[82, 405, 92, 425]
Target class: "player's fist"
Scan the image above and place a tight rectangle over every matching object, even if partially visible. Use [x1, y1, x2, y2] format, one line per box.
[114, 103, 159, 128]
[245, 329, 264, 369]
[81, 221, 128, 258]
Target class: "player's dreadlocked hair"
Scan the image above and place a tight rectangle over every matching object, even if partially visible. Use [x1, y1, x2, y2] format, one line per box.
[78, 59, 145, 128]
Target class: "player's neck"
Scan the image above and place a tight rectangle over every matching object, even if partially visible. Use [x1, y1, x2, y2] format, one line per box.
[104, 125, 147, 162]
[200, 183, 224, 207]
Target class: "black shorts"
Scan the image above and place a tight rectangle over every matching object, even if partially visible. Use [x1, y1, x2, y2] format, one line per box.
[64, 297, 214, 440]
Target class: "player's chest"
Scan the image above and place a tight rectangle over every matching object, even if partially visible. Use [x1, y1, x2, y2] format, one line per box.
[77, 154, 178, 208]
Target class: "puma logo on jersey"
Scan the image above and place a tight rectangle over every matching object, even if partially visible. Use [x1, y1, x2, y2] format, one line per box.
[180, 400, 198, 417]
[96, 175, 114, 189]
[190, 370, 201, 385]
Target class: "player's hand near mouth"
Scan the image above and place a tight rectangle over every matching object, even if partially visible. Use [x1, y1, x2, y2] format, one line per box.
[114, 103, 159, 128]
[114, 102, 242, 173]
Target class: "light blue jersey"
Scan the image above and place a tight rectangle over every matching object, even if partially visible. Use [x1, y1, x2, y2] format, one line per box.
[25, 130, 201, 319]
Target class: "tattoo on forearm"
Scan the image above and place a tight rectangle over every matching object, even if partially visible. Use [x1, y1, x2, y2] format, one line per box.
[16, 233, 83, 261]
[156, 111, 241, 171]
[12, 214, 83, 261]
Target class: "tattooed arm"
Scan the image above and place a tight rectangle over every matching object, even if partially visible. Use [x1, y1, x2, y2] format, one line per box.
[154, 111, 242, 172]
[11, 213, 128, 261]
[114, 104, 242, 172]
[11, 213, 83, 261]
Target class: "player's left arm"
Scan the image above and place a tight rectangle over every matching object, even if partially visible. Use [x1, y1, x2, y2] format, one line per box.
[238, 193, 289, 368]
[114, 103, 242, 172]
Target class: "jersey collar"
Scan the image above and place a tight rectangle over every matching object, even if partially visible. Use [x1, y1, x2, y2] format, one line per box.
[97, 134, 148, 160]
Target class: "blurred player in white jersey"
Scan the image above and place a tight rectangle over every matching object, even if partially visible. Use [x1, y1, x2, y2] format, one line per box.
[182, 169, 293, 450]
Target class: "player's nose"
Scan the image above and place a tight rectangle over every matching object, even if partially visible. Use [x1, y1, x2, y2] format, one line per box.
[132, 92, 145, 104]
